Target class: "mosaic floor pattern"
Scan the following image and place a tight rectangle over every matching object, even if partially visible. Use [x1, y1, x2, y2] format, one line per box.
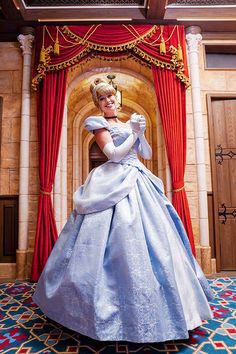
[0, 278, 235, 353]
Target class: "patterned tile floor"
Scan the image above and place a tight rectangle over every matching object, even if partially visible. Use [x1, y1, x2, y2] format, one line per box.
[0, 278, 235, 353]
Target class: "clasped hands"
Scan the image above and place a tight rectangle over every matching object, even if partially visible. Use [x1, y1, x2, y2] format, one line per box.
[130, 113, 146, 136]
[102, 112, 150, 163]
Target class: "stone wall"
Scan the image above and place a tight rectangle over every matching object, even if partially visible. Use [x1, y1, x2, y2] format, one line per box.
[0, 42, 38, 279]
[0, 42, 22, 278]
[0, 43, 22, 196]
[1, 38, 236, 279]
[185, 38, 236, 271]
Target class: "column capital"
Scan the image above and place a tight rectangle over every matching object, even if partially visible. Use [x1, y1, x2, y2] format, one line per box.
[186, 26, 201, 35]
[17, 34, 34, 56]
[186, 32, 202, 54]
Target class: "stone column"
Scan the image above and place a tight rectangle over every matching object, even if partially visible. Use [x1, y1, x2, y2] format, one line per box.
[186, 26, 211, 273]
[17, 29, 34, 279]
[54, 149, 61, 233]
[61, 104, 68, 228]
[54, 100, 68, 234]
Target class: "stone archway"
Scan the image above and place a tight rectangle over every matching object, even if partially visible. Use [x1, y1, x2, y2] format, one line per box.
[54, 57, 169, 230]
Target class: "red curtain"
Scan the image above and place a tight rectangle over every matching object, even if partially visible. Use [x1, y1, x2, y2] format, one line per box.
[32, 25, 189, 90]
[31, 24, 194, 281]
[31, 69, 68, 281]
[152, 66, 196, 256]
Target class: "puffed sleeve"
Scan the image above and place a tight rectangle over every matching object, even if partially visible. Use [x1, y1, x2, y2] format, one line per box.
[84, 116, 109, 134]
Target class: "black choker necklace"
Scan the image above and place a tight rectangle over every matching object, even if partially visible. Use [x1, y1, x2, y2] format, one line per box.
[104, 115, 117, 119]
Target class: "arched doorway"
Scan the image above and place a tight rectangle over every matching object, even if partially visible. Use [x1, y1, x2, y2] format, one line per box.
[89, 140, 107, 171]
[63, 60, 167, 221]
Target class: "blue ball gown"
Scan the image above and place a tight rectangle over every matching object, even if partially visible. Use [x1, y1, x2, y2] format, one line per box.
[33, 116, 214, 343]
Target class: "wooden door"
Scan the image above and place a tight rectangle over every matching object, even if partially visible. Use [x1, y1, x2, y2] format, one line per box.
[0, 197, 18, 263]
[210, 98, 236, 270]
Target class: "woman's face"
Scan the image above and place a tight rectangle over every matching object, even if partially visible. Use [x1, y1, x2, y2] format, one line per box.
[98, 93, 117, 116]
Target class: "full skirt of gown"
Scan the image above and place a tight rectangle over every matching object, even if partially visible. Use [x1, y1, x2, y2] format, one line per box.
[33, 159, 213, 343]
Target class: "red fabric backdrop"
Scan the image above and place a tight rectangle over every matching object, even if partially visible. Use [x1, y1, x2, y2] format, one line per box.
[31, 69, 67, 281]
[152, 66, 195, 255]
[31, 24, 194, 281]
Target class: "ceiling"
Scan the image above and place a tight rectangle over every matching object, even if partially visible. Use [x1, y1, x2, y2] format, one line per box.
[0, 0, 236, 41]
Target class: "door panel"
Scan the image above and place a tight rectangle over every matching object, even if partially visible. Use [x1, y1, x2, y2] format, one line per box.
[211, 98, 236, 270]
[0, 197, 18, 263]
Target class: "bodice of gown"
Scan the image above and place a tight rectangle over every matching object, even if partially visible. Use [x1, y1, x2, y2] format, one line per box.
[73, 116, 164, 214]
[107, 124, 143, 169]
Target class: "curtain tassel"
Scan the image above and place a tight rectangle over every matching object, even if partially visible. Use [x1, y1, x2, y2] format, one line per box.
[160, 38, 166, 55]
[54, 38, 60, 56]
[177, 44, 183, 61]
[39, 47, 46, 63]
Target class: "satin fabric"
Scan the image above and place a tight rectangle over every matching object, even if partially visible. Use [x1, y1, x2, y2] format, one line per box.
[33, 116, 213, 343]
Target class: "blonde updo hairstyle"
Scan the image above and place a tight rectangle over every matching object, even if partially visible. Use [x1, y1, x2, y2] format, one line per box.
[90, 78, 116, 107]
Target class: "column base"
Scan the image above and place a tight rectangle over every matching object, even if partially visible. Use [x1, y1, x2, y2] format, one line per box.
[16, 249, 28, 280]
[195, 246, 202, 267]
[211, 258, 217, 274]
[26, 249, 34, 280]
[201, 246, 212, 275]
[195, 246, 212, 275]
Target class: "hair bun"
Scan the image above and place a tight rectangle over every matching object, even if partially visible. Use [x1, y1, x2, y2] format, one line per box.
[90, 78, 108, 94]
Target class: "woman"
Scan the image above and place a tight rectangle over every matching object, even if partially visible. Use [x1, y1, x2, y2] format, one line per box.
[33, 78, 213, 343]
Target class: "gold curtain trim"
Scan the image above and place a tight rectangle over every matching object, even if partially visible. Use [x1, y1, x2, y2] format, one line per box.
[132, 47, 190, 87]
[32, 25, 190, 89]
[91, 52, 138, 64]
[32, 46, 90, 90]
[47, 47, 90, 71]
[133, 46, 175, 70]
[122, 24, 162, 47]
[69, 52, 152, 74]
[32, 45, 53, 91]
[40, 190, 51, 195]
[176, 71, 190, 88]
[173, 185, 185, 193]
[62, 25, 157, 52]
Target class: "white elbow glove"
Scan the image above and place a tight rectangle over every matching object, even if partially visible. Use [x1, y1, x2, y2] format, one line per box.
[138, 134, 152, 160]
[130, 113, 146, 134]
[103, 131, 138, 163]
[131, 113, 152, 160]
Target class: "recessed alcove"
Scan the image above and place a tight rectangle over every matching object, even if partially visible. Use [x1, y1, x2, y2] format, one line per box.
[64, 59, 168, 217]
